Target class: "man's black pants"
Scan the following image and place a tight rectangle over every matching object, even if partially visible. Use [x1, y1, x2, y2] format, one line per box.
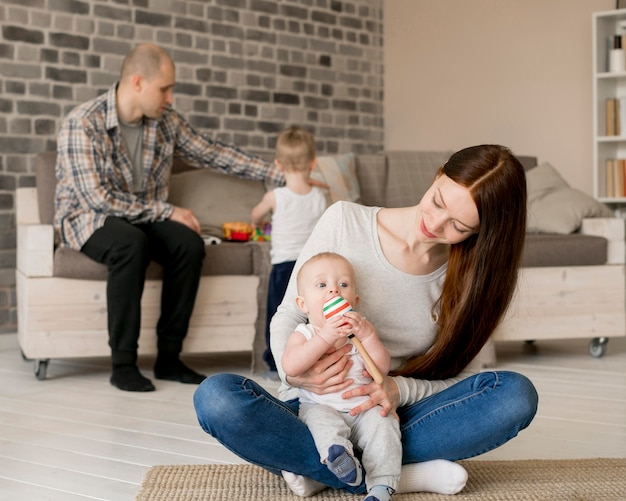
[81, 217, 205, 366]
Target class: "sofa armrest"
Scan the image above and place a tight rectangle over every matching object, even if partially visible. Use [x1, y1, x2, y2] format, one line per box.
[580, 218, 625, 264]
[16, 187, 54, 277]
[246, 241, 272, 373]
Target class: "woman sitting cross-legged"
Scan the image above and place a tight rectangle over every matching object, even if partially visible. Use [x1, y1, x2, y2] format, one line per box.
[193, 144, 539, 497]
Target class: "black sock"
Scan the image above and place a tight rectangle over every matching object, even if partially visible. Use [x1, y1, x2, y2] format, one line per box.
[110, 365, 155, 392]
[154, 356, 206, 384]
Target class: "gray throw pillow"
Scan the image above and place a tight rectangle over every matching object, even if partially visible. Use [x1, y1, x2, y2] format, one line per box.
[526, 162, 613, 234]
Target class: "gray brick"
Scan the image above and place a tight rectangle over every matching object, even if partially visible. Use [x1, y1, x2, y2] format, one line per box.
[0, 175, 16, 191]
[189, 115, 219, 129]
[175, 17, 208, 33]
[224, 118, 255, 131]
[245, 29, 276, 44]
[0, 62, 41, 79]
[49, 32, 90, 50]
[117, 25, 135, 40]
[331, 1, 342, 12]
[193, 100, 209, 113]
[10, 156, 28, 173]
[258, 121, 284, 133]
[241, 90, 270, 102]
[35, 119, 57, 135]
[41, 48, 59, 63]
[281, 5, 308, 19]
[0, 99, 13, 112]
[250, 0, 278, 15]
[218, 0, 246, 8]
[175, 33, 193, 48]
[212, 55, 244, 70]
[233, 134, 249, 147]
[0, 269, 15, 287]
[0, 194, 13, 211]
[5, 81, 25, 95]
[28, 82, 50, 97]
[18, 175, 36, 188]
[98, 22, 115, 37]
[93, 5, 132, 22]
[92, 38, 132, 56]
[0, 250, 16, 269]
[0, 137, 45, 154]
[2, 25, 44, 44]
[303, 96, 329, 109]
[170, 49, 207, 65]
[9, 118, 30, 134]
[341, 16, 363, 30]
[273, 19, 286, 31]
[49, 0, 90, 15]
[175, 82, 202, 96]
[206, 86, 237, 99]
[83, 54, 101, 68]
[0, 44, 15, 59]
[280, 65, 307, 78]
[135, 10, 171, 27]
[312, 11, 336, 24]
[62, 51, 81, 66]
[45, 67, 87, 84]
[211, 23, 244, 39]
[246, 60, 276, 74]
[273, 93, 299, 105]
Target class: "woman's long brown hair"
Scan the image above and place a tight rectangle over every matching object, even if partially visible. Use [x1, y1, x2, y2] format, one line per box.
[391, 145, 527, 380]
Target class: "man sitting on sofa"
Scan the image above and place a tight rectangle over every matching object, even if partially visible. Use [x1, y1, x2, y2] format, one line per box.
[54, 43, 285, 392]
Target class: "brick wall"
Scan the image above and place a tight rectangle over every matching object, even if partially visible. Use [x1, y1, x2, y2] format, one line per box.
[0, 0, 384, 334]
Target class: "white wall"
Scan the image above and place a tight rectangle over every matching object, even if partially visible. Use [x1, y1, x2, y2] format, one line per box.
[384, 0, 615, 192]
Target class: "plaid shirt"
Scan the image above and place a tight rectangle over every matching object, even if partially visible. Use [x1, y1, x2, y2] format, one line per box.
[54, 83, 282, 250]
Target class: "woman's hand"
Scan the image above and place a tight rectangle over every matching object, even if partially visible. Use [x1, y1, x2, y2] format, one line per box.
[342, 375, 400, 419]
[286, 343, 354, 395]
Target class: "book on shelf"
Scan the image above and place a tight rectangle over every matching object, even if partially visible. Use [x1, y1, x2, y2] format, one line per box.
[605, 158, 626, 197]
[607, 98, 617, 135]
[604, 97, 626, 136]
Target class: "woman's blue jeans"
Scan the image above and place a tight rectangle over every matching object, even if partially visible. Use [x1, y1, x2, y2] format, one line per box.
[193, 371, 538, 495]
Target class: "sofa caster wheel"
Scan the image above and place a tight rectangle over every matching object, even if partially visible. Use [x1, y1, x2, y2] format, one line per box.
[34, 359, 49, 380]
[588, 337, 607, 358]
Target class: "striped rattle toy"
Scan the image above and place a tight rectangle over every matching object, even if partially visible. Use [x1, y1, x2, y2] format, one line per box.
[322, 296, 384, 384]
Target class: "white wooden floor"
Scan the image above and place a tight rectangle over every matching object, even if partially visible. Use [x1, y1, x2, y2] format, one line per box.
[0, 332, 625, 500]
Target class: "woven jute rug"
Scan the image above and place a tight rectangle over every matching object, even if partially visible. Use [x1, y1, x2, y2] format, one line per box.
[135, 458, 626, 501]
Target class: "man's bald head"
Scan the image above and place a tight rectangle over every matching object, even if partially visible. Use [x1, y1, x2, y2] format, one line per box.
[120, 44, 174, 82]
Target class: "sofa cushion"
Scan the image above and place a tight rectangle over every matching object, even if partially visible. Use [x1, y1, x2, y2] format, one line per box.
[526, 162, 613, 234]
[354, 154, 387, 207]
[53, 241, 260, 280]
[522, 233, 607, 267]
[35, 151, 58, 225]
[384, 151, 453, 207]
[168, 168, 266, 238]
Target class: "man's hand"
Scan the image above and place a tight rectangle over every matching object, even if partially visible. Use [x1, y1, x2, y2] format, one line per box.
[170, 206, 201, 234]
[308, 178, 329, 189]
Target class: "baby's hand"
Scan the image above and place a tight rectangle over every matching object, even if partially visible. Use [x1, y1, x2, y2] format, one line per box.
[317, 314, 349, 346]
[342, 312, 376, 342]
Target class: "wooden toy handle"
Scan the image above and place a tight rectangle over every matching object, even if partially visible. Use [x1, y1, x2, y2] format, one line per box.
[348, 335, 384, 384]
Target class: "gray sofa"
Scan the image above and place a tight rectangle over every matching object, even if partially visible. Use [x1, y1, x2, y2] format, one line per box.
[16, 150, 625, 379]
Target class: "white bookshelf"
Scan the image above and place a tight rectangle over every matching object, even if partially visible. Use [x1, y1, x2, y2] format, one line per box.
[593, 9, 626, 206]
